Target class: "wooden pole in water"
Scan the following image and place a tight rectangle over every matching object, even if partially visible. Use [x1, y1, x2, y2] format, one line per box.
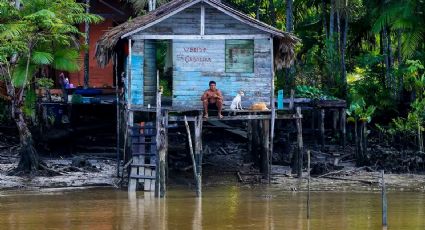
[184, 116, 200, 197]
[115, 54, 120, 177]
[155, 71, 162, 197]
[296, 107, 303, 178]
[340, 108, 346, 147]
[269, 37, 275, 184]
[307, 150, 311, 219]
[194, 113, 203, 197]
[320, 109, 325, 149]
[381, 170, 388, 228]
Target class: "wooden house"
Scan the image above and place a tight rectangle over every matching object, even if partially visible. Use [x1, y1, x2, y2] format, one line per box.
[95, 0, 301, 196]
[96, 0, 300, 109]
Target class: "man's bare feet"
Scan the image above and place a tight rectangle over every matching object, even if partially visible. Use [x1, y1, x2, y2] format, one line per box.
[203, 113, 208, 119]
[218, 114, 224, 119]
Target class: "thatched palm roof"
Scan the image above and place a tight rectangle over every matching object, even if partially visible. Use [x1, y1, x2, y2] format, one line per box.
[95, 0, 301, 69]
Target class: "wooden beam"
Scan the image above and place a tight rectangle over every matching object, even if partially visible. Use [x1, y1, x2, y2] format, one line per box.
[194, 113, 203, 197]
[155, 71, 162, 198]
[320, 109, 325, 149]
[131, 34, 271, 40]
[121, 0, 202, 38]
[128, 38, 132, 107]
[200, 5, 205, 36]
[296, 107, 303, 178]
[261, 119, 270, 180]
[168, 114, 301, 121]
[269, 37, 275, 184]
[202, 0, 281, 37]
[340, 108, 346, 147]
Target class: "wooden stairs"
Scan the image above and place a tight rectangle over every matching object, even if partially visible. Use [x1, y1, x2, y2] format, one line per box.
[128, 122, 157, 192]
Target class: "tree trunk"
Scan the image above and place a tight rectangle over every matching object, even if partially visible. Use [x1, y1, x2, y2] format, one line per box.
[387, 28, 395, 97]
[336, 9, 341, 54]
[329, 0, 335, 38]
[340, 11, 348, 99]
[269, 0, 276, 27]
[285, 0, 294, 89]
[84, 0, 90, 89]
[397, 29, 402, 65]
[397, 29, 403, 100]
[354, 118, 359, 161]
[286, 0, 293, 32]
[14, 103, 40, 172]
[322, 0, 328, 39]
[256, 0, 261, 20]
[382, 27, 391, 89]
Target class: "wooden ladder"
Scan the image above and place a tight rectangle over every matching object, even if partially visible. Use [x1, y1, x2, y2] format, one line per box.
[128, 122, 157, 192]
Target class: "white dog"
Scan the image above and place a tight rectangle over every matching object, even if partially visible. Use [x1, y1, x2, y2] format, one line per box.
[230, 91, 244, 110]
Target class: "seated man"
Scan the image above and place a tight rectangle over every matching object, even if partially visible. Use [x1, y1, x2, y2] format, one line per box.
[201, 81, 223, 119]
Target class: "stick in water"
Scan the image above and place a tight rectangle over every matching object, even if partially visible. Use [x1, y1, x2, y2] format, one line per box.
[307, 150, 311, 219]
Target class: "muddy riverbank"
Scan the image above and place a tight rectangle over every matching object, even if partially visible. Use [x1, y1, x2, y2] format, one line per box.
[1, 154, 425, 192]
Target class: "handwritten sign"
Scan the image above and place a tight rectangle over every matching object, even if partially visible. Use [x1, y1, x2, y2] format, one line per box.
[173, 40, 224, 72]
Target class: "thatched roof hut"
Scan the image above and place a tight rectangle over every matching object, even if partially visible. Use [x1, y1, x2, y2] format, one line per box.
[95, 0, 300, 70]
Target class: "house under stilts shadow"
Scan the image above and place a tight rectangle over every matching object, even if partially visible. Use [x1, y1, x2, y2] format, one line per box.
[96, 0, 306, 197]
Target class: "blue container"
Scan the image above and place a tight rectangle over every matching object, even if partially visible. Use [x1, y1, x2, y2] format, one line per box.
[278, 90, 284, 109]
[81, 97, 93, 104]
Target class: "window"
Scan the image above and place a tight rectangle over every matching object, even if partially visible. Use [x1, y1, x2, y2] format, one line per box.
[225, 39, 254, 73]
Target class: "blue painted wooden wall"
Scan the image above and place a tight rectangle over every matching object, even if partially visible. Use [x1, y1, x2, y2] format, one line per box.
[172, 39, 272, 108]
[129, 40, 144, 105]
[128, 2, 274, 109]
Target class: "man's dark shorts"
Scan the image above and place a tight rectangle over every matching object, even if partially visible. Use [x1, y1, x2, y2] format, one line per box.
[208, 103, 218, 110]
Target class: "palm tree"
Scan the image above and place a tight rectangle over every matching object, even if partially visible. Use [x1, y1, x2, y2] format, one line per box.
[373, 0, 425, 58]
[0, 0, 101, 173]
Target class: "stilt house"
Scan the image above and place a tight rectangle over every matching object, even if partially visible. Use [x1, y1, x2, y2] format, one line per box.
[96, 0, 300, 110]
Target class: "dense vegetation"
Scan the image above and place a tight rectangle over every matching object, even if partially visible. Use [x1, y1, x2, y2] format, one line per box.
[0, 0, 101, 173]
[1, 0, 424, 172]
[220, 0, 425, 156]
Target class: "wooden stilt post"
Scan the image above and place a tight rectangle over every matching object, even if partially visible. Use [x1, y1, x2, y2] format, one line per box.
[247, 120, 253, 155]
[184, 116, 201, 197]
[296, 107, 303, 178]
[115, 54, 120, 177]
[332, 110, 339, 131]
[261, 119, 270, 180]
[381, 170, 388, 228]
[155, 71, 162, 198]
[307, 150, 311, 219]
[158, 110, 168, 197]
[251, 119, 261, 168]
[128, 111, 137, 192]
[320, 109, 325, 149]
[194, 113, 203, 197]
[340, 108, 346, 147]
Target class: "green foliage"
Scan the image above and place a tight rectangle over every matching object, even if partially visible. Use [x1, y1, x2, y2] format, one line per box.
[37, 77, 54, 89]
[380, 97, 425, 136]
[23, 88, 36, 118]
[295, 85, 337, 100]
[160, 79, 171, 97]
[401, 60, 425, 96]
[347, 98, 376, 123]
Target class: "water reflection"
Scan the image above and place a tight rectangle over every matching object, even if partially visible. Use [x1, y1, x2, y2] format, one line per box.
[0, 188, 424, 230]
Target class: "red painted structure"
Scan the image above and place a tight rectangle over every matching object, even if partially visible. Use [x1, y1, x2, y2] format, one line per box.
[68, 0, 131, 88]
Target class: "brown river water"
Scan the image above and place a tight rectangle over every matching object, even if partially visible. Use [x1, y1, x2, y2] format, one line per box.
[0, 186, 424, 230]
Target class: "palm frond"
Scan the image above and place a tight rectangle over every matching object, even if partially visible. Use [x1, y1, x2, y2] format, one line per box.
[52, 48, 80, 72]
[402, 29, 424, 58]
[12, 60, 37, 88]
[0, 22, 26, 39]
[31, 51, 53, 65]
